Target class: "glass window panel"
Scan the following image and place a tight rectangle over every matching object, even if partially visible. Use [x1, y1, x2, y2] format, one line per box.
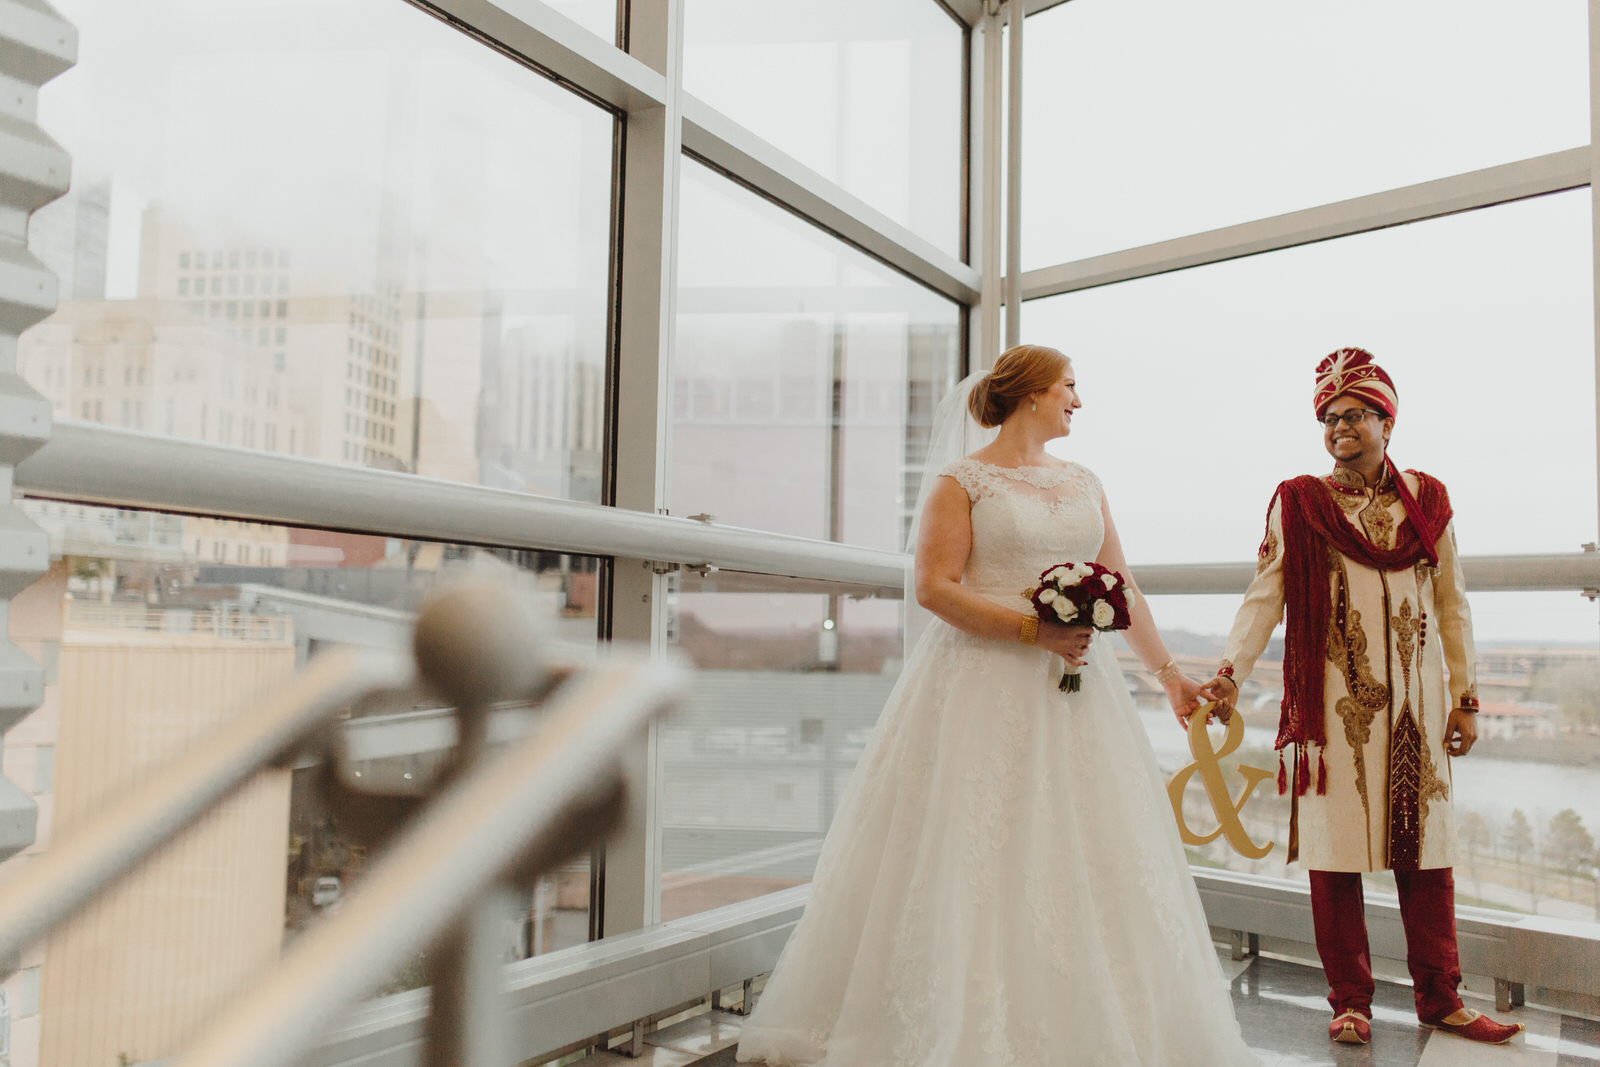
[675, 163, 960, 556]
[1022, 0, 1590, 267]
[23, 0, 614, 503]
[683, 0, 964, 258]
[547, 0, 619, 45]
[661, 571, 903, 917]
[1134, 590, 1600, 929]
[674, 158, 963, 550]
[0, 498, 599, 1063]
[1023, 191, 1595, 569]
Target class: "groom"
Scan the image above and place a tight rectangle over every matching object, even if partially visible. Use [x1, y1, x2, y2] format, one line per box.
[1199, 348, 1523, 1047]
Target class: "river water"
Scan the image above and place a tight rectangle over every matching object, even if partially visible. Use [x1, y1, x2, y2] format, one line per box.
[1135, 710, 1600, 844]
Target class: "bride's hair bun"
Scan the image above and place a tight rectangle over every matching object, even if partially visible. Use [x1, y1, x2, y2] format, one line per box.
[968, 344, 1071, 428]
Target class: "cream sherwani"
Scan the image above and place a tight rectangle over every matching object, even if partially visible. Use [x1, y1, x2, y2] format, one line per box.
[1221, 466, 1477, 872]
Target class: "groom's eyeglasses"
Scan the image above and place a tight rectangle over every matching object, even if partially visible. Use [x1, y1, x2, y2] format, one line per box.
[1319, 409, 1385, 429]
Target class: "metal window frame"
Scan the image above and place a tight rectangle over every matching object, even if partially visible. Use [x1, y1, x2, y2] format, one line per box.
[1021, 147, 1591, 300]
[412, 0, 978, 306]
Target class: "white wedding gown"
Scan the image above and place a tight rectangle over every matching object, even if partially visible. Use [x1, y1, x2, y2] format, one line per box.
[736, 458, 1259, 1067]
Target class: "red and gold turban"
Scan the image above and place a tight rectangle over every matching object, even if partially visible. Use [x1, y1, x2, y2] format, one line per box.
[1313, 347, 1397, 419]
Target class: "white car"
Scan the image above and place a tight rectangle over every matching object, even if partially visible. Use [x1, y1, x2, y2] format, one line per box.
[310, 876, 341, 908]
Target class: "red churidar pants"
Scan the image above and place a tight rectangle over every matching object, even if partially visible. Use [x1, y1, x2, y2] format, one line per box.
[1309, 868, 1464, 1022]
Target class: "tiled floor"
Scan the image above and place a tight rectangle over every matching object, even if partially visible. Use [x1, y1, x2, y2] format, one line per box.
[1225, 952, 1594, 1067]
[615, 951, 1600, 1066]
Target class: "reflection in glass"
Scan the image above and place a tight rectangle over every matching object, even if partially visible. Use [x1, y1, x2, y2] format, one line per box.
[22, 0, 614, 502]
[683, 0, 964, 257]
[2, 499, 599, 1064]
[674, 158, 962, 550]
[1024, 191, 1595, 574]
[661, 571, 902, 919]
[1022, 0, 1589, 266]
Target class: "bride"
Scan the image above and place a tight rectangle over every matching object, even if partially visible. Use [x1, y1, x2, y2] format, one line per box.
[734, 344, 1260, 1067]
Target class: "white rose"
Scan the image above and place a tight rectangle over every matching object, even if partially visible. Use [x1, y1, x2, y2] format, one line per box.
[1092, 600, 1116, 628]
[1060, 570, 1084, 588]
[1053, 601, 1078, 622]
[1125, 587, 1136, 610]
[1046, 565, 1069, 581]
[1072, 562, 1094, 579]
[1038, 588, 1058, 604]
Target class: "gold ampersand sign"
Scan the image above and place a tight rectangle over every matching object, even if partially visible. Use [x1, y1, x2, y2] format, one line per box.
[1166, 702, 1275, 859]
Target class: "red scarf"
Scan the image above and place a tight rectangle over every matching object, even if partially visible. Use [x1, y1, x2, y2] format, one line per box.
[1270, 459, 1452, 793]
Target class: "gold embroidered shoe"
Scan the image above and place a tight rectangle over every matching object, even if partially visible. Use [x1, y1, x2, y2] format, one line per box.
[1421, 1008, 1524, 1044]
[1329, 1010, 1371, 1044]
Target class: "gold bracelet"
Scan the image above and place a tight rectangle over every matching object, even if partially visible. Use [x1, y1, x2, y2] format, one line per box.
[1153, 660, 1180, 683]
[1019, 616, 1039, 646]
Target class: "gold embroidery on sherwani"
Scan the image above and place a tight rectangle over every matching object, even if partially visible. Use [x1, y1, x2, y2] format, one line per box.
[1327, 558, 1390, 860]
[1392, 599, 1418, 692]
[1417, 727, 1448, 809]
[1409, 588, 1448, 813]
[1325, 467, 1399, 548]
[1383, 585, 1451, 871]
[1256, 529, 1279, 575]
[1327, 467, 1365, 492]
[1360, 491, 1398, 549]
[1388, 704, 1424, 869]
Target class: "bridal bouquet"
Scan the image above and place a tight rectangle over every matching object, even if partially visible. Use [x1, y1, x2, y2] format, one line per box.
[1029, 562, 1135, 692]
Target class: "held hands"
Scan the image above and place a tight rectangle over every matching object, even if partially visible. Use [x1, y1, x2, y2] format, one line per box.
[1198, 675, 1238, 713]
[1164, 673, 1207, 726]
[1037, 621, 1094, 666]
[1193, 676, 1238, 728]
[1444, 708, 1478, 756]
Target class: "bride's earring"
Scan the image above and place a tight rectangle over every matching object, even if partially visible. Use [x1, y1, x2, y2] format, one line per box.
[1031, 401, 1037, 412]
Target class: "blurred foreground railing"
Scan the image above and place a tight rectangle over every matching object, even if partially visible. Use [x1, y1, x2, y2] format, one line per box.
[0, 584, 687, 1067]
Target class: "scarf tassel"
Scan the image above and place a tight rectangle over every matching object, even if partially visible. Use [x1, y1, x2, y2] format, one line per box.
[1296, 746, 1311, 797]
[1276, 749, 1287, 796]
[1316, 746, 1328, 795]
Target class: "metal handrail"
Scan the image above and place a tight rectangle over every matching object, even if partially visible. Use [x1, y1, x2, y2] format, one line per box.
[181, 654, 687, 1067]
[15, 421, 905, 590]
[18, 422, 1600, 597]
[0, 646, 412, 966]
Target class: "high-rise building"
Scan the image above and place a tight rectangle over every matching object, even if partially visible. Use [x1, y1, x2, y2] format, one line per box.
[26, 179, 110, 303]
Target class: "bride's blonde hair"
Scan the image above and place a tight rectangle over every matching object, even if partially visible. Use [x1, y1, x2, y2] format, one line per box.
[968, 344, 1072, 428]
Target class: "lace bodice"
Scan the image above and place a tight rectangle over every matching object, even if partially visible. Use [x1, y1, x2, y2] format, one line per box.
[940, 457, 1105, 606]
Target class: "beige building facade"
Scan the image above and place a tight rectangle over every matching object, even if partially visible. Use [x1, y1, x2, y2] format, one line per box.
[0, 560, 296, 1067]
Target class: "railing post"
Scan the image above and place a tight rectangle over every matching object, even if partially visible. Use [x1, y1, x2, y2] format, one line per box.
[0, 0, 75, 862]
